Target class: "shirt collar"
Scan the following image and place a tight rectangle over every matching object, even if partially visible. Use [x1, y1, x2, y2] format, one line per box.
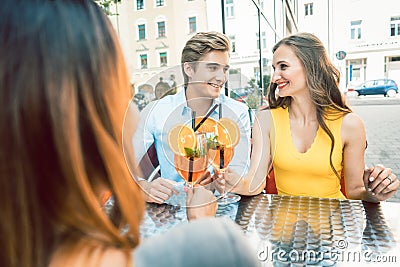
[178, 87, 227, 117]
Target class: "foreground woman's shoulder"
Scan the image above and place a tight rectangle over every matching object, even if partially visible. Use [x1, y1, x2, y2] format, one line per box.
[97, 249, 128, 267]
[49, 246, 128, 267]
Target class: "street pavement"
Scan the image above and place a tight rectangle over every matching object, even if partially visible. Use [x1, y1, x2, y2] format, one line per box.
[348, 95, 400, 202]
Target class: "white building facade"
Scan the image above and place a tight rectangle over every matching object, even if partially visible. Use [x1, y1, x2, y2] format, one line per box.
[107, 0, 299, 96]
[298, 0, 400, 90]
[205, 0, 298, 91]
[107, 0, 208, 90]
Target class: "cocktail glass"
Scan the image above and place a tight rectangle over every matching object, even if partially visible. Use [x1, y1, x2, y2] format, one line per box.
[174, 132, 208, 188]
[205, 122, 241, 205]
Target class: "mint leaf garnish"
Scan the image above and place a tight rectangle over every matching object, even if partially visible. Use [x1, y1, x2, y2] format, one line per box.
[184, 147, 195, 157]
[184, 147, 206, 157]
[206, 135, 219, 149]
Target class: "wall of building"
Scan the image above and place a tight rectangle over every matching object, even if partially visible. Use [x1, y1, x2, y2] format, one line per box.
[298, 0, 400, 90]
[108, 0, 208, 89]
[204, 0, 297, 92]
[108, 0, 299, 94]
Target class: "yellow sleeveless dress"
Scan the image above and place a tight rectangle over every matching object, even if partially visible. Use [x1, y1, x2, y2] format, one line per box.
[270, 107, 346, 199]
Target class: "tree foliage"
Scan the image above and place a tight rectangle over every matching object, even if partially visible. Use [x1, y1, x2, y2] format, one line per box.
[94, 0, 121, 16]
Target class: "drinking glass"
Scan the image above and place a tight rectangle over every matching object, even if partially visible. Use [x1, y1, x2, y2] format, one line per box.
[206, 130, 241, 205]
[174, 132, 208, 188]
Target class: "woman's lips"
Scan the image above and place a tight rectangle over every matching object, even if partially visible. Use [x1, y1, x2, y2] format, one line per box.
[276, 82, 288, 89]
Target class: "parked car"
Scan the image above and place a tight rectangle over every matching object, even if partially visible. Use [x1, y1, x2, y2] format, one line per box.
[347, 79, 398, 97]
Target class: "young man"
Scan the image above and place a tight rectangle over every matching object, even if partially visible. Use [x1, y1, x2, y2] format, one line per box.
[133, 32, 251, 203]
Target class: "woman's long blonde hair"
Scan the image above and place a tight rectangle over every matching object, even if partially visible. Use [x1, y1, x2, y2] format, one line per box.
[0, 1, 144, 266]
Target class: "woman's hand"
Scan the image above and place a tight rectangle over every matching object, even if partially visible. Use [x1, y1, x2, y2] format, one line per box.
[185, 186, 217, 221]
[218, 168, 242, 192]
[363, 164, 399, 201]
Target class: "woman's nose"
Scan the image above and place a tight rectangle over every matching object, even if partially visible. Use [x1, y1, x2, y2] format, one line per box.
[271, 71, 281, 83]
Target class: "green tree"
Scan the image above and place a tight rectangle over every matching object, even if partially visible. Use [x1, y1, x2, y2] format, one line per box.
[94, 0, 121, 16]
[245, 90, 262, 109]
[244, 79, 262, 109]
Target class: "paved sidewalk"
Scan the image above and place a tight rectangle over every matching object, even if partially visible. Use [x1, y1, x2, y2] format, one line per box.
[350, 102, 400, 202]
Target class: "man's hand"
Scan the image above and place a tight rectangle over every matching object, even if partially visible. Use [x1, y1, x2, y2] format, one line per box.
[197, 170, 225, 194]
[139, 178, 179, 204]
[363, 164, 399, 201]
[186, 186, 217, 220]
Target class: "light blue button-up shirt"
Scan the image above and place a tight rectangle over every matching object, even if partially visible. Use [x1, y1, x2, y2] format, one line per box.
[133, 88, 251, 182]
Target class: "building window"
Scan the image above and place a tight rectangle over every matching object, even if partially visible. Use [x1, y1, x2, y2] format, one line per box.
[254, 66, 260, 83]
[140, 54, 148, 69]
[160, 52, 167, 66]
[350, 20, 362, 40]
[157, 21, 166, 37]
[156, 0, 165, 7]
[262, 32, 266, 49]
[258, 0, 264, 10]
[385, 56, 400, 81]
[346, 58, 366, 84]
[257, 32, 267, 50]
[229, 35, 236, 53]
[189, 17, 197, 33]
[262, 58, 268, 67]
[138, 24, 146, 40]
[137, 0, 144, 10]
[305, 3, 313, 16]
[390, 16, 400, 36]
[225, 0, 234, 18]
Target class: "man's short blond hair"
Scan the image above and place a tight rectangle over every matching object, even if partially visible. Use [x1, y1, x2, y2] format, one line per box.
[181, 31, 231, 86]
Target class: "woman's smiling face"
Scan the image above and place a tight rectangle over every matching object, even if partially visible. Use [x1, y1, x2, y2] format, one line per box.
[271, 44, 307, 98]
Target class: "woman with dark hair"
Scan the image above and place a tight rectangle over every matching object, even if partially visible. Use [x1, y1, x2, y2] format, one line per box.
[0, 1, 258, 267]
[224, 32, 399, 202]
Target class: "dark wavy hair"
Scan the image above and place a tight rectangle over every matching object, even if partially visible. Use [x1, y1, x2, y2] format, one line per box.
[267, 32, 352, 178]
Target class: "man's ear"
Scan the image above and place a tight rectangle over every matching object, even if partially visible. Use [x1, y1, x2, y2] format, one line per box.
[183, 62, 194, 79]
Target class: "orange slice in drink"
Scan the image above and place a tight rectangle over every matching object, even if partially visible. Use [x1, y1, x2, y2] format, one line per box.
[168, 124, 196, 155]
[195, 116, 227, 139]
[195, 116, 219, 134]
[218, 118, 240, 147]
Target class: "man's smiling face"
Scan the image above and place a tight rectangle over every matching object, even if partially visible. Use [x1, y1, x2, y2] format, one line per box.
[185, 50, 230, 99]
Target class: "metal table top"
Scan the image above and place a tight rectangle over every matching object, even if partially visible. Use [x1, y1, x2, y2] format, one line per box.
[140, 194, 400, 266]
